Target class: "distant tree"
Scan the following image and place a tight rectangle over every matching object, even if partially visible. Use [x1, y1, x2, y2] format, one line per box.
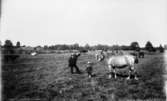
[120, 45, 131, 50]
[4, 40, 13, 48]
[84, 43, 90, 50]
[94, 44, 109, 51]
[3, 40, 19, 63]
[158, 44, 164, 53]
[16, 41, 21, 48]
[56, 44, 68, 50]
[44, 45, 48, 49]
[145, 41, 155, 52]
[73, 43, 79, 50]
[130, 42, 140, 51]
[36, 45, 41, 48]
[111, 45, 121, 50]
[4, 40, 14, 54]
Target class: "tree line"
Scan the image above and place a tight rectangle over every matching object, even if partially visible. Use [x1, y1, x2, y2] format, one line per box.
[1, 40, 165, 63]
[1, 40, 165, 52]
[43, 41, 164, 53]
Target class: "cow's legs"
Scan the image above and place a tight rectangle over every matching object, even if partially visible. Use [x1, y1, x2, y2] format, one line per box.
[127, 70, 131, 80]
[132, 66, 138, 80]
[127, 65, 138, 80]
[108, 65, 112, 79]
[134, 70, 138, 80]
[108, 65, 117, 79]
[127, 65, 132, 80]
[134, 75, 138, 80]
[113, 68, 117, 79]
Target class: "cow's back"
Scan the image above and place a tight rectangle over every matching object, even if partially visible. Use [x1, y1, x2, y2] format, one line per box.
[124, 55, 135, 65]
[108, 56, 127, 66]
[108, 55, 135, 66]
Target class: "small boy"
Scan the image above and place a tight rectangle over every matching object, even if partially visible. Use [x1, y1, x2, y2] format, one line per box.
[86, 61, 94, 78]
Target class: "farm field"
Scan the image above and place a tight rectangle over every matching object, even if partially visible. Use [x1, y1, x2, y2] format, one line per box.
[2, 52, 166, 101]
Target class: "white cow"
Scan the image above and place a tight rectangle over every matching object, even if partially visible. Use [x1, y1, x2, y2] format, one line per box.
[107, 54, 139, 80]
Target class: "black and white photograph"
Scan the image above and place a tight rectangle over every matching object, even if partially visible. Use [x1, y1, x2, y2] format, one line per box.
[1, 0, 167, 101]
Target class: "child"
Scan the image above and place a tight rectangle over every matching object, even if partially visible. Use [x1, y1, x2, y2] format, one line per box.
[86, 61, 93, 78]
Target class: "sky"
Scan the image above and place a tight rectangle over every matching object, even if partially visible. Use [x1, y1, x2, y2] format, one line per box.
[1, 0, 167, 47]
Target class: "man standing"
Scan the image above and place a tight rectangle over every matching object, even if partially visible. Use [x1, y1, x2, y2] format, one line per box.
[68, 53, 81, 74]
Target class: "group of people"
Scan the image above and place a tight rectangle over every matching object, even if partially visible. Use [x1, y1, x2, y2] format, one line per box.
[68, 52, 94, 78]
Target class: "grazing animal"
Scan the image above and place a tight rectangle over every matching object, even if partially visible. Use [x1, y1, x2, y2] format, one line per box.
[107, 54, 139, 80]
[30, 52, 37, 56]
[138, 51, 144, 58]
[95, 51, 105, 61]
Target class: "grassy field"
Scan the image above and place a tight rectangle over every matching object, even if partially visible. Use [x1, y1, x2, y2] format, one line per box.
[2, 52, 166, 101]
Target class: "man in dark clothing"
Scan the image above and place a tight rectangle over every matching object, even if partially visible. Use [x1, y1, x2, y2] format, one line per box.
[68, 53, 81, 74]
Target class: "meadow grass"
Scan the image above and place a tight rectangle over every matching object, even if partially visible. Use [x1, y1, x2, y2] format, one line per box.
[2, 52, 166, 101]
